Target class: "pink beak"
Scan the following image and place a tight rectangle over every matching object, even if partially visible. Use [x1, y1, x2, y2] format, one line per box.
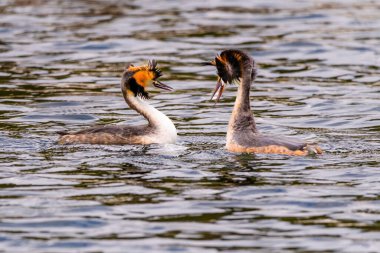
[210, 77, 225, 103]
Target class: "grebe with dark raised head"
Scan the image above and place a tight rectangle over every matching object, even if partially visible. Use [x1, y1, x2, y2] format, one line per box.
[59, 60, 177, 145]
[205, 49, 322, 155]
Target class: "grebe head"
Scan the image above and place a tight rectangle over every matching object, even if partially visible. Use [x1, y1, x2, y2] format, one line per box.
[204, 49, 256, 102]
[122, 60, 173, 99]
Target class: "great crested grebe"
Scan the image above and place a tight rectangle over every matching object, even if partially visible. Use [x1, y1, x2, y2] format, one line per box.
[58, 60, 177, 145]
[205, 49, 322, 155]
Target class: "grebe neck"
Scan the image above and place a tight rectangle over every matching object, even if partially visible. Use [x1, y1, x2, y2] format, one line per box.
[227, 70, 257, 137]
[120, 86, 177, 144]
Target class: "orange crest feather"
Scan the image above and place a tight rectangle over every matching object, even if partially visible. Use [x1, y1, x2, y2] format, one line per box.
[132, 70, 155, 87]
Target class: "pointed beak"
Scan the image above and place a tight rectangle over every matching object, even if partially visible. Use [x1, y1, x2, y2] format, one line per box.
[210, 77, 225, 103]
[201, 61, 215, 66]
[153, 80, 174, 91]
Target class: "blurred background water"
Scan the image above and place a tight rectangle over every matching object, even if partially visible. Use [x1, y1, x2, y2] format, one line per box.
[0, 0, 380, 252]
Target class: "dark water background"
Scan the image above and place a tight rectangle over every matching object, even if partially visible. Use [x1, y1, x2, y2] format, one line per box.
[0, 0, 380, 252]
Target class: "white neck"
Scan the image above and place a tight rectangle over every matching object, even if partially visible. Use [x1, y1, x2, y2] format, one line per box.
[124, 91, 177, 143]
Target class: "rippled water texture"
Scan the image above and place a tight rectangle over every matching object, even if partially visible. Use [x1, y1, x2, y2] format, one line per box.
[0, 0, 380, 252]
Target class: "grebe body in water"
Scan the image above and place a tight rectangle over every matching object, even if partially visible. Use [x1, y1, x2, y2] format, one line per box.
[58, 60, 177, 145]
[205, 49, 322, 156]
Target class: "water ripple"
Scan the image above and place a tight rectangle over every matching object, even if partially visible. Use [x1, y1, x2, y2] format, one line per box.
[0, 0, 380, 252]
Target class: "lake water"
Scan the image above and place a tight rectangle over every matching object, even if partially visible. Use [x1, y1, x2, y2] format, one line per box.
[0, 0, 380, 252]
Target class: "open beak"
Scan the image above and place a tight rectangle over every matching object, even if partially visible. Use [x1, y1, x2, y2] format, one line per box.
[210, 77, 225, 103]
[153, 80, 174, 91]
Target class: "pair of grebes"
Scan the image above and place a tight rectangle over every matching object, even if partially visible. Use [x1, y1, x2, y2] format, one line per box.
[59, 50, 322, 156]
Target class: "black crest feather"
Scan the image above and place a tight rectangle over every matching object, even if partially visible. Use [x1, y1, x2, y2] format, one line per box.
[148, 59, 162, 79]
[128, 77, 150, 99]
[214, 49, 255, 84]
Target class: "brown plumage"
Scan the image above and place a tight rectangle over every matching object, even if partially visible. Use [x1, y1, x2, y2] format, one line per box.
[206, 49, 322, 156]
